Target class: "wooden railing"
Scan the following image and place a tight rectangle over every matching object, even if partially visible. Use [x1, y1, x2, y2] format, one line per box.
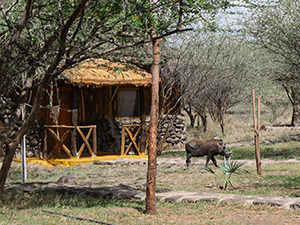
[121, 124, 143, 155]
[43, 125, 97, 159]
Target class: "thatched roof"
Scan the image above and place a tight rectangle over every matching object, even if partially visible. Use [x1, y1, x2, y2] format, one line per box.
[61, 58, 152, 87]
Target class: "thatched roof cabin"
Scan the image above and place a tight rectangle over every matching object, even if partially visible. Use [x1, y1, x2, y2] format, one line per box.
[39, 58, 153, 159]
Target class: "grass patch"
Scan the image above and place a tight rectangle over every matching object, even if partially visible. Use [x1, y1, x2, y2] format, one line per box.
[1, 189, 144, 210]
[1, 189, 300, 225]
[160, 141, 300, 160]
[229, 141, 300, 160]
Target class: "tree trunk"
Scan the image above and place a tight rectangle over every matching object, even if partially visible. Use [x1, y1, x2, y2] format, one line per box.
[0, 86, 45, 198]
[184, 104, 195, 127]
[145, 36, 161, 215]
[200, 114, 207, 132]
[291, 87, 300, 126]
[219, 110, 226, 136]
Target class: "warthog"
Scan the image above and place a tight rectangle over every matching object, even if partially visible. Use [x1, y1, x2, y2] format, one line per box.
[185, 138, 231, 168]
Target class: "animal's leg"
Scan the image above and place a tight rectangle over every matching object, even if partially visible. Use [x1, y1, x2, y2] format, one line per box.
[186, 153, 192, 168]
[211, 155, 218, 167]
[205, 154, 211, 167]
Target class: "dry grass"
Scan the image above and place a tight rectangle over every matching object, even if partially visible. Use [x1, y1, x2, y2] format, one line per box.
[2, 160, 300, 225]
[2, 98, 300, 224]
[2, 200, 300, 225]
[185, 101, 299, 145]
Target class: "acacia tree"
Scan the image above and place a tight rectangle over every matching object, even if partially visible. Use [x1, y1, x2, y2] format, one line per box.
[161, 32, 265, 135]
[245, 0, 300, 126]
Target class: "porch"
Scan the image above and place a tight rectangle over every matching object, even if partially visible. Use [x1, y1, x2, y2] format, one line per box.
[43, 123, 146, 159]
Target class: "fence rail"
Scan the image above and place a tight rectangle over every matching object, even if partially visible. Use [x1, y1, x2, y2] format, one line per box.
[121, 124, 143, 155]
[43, 125, 97, 159]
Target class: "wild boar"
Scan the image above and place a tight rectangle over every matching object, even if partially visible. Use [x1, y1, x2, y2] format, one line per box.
[185, 138, 231, 168]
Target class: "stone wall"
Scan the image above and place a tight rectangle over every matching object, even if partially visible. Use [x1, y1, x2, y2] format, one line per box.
[158, 114, 187, 150]
[0, 97, 41, 159]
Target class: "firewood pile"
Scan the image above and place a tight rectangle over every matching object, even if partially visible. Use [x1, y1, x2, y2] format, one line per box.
[96, 117, 121, 154]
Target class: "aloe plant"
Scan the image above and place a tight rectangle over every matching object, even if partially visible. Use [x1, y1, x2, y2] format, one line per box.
[205, 157, 245, 190]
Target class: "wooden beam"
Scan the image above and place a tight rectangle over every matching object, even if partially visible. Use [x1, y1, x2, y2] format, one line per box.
[139, 87, 146, 154]
[81, 88, 86, 121]
[76, 127, 94, 157]
[47, 128, 72, 158]
[125, 126, 141, 155]
[111, 86, 119, 102]
[121, 126, 125, 155]
[44, 125, 96, 128]
[71, 87, 79, 157]
[43, 128, 48, 159]
[108, 86, 113, 117]
[77, 128, 93, 157]
[93, 126, 97, 155]
[125, 127, 141, 155]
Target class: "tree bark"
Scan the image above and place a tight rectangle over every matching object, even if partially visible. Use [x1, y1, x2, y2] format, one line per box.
[145, 36, 161, 215]
[0, 86, 45, 198]
[291, 87, 300, 126]
[200, 114, 207, 132]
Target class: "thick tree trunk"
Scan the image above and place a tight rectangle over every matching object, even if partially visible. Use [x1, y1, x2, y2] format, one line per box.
[0, 86, 45, 198]
[145, 37, 161, 215]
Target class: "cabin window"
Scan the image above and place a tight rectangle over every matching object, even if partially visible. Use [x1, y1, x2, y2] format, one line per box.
[118, 88, 140, 117]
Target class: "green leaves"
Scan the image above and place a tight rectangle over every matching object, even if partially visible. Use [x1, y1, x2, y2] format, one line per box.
[206, 158, 245, 190]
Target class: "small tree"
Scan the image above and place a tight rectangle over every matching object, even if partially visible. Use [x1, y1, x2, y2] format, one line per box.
[244, 0, 300, 126]
[162, 32, 264, 135]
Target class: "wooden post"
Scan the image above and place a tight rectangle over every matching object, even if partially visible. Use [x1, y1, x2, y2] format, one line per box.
[21, 98, 27, 183]
[71, 87, 79, 157]
[139, 87, 146, 154]
[121, 126, 125, 155]
[256, 96, 262, 174]
[43, 128, 48, 159]
[81, 88, 86, 121]
[146, 35, 161, 215]
[93, 126, 97, 155]
[108, 86, 113, 118]
[252, 89, 262, 175]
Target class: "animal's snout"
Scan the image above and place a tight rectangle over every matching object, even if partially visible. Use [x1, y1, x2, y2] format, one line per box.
[225, 151, 232, 158]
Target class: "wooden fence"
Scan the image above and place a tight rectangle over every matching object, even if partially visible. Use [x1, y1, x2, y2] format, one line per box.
[43, 125, 97, 159]
[121, 124, 144, 155]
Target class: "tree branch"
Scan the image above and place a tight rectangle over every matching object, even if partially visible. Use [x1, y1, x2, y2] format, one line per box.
[0, 0, 35, 77]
